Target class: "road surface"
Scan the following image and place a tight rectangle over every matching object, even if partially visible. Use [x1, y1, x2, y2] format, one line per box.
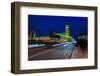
[28, 42, 75, 60]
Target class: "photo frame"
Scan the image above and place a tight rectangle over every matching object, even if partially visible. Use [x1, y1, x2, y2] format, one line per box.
[11, 2, 97, 74]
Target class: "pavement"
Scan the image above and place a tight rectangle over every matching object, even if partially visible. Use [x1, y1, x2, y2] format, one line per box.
[28, 42, 75, 60]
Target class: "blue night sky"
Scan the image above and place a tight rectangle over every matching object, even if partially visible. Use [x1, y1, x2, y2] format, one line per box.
[28, 15, 88, 40]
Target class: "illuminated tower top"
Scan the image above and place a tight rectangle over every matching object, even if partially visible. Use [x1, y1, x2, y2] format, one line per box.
[65, 23, 70, 36]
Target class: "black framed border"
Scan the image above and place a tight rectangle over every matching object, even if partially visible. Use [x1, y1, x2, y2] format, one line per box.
[11, 2, 98, 74]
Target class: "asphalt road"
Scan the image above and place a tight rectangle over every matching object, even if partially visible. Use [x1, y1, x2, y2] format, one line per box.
[28, 42, 75, 60]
